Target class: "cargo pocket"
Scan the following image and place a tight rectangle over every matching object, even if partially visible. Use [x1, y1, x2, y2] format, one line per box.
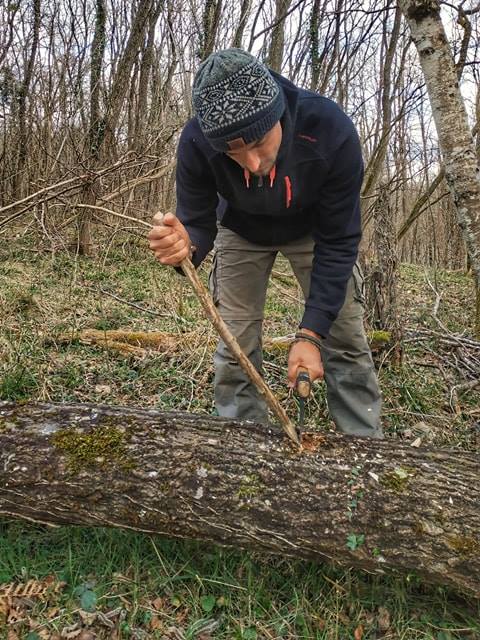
[352, 262, 366, 307]
[208, 250, 220, 306]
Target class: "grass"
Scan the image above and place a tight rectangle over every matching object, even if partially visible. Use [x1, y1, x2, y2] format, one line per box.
[1, 523, 479, 639]
[0, 233, 479, 638]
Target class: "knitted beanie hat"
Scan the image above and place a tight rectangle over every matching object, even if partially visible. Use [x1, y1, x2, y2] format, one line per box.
[192, 48, 285, 152]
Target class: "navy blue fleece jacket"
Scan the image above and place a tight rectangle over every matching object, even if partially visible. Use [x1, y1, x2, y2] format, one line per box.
[175, 71, 363, 338]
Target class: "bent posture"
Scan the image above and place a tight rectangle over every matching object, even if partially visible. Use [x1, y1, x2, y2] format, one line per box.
[149, 48, 382, 438]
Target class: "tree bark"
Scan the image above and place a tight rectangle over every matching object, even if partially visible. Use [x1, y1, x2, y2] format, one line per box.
[266, 0, 292, 72]
[77, 0, 107, 257]
[14, 0, 41, 199]
[366, 184, 403, 363]
[361, 4, 402, 201]
[199, 0, 223, 61]
[1, 401, 479, 597]
[134, 0, 162, 149]
[103, 0, 153, 151]
[232, 0, 252, 49]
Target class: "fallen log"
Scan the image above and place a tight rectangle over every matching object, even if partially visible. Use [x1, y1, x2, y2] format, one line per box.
[54, 329, 392, 358]
[0, 401, 479, 597]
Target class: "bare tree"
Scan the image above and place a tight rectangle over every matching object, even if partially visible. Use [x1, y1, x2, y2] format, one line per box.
[0, 0, 477, 320]
[199, 0, 223, 60]
[14, 0, 41, 199]
[399, 0, 480, 335]
[267, 0, 293, 71]
[232, 0, 253, 47]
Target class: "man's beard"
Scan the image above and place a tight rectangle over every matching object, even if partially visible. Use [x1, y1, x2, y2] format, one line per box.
[252, 158, 276, 177]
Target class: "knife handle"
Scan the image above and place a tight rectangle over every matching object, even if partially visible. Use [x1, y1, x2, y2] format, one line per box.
[295, 366, 311, 399]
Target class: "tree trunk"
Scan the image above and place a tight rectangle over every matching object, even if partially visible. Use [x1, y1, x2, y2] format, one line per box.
[14, 0, 41, 199]
[361, 4, 402, 201]
[199, 0, 223, 61]
[1, 401, 479, 598]
[399, 0, 480, 310]
[103, 0, 153, 151]
[266, 0, 292, 72]
[366, 184, 403, 363]
[134, 0, 162, 150]
[77, 0, 107, 257]
[89, 0, 107, 156]
[232, 0, 252, 49]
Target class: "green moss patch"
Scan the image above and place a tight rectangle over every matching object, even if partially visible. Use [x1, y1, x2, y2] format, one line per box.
[446, 534, 480, 558]
[381, 466, 417, 493]
[52, 424, 135, 473]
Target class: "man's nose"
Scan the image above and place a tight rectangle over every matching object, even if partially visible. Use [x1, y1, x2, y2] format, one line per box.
[243, 151, 261, 173]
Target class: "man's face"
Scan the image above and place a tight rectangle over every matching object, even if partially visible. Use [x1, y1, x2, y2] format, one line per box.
[225, 121, 282, 176]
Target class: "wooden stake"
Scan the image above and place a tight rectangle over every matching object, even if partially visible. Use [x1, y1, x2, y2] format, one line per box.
[179, 255, 300, 447]
[76, 205, 300, 446]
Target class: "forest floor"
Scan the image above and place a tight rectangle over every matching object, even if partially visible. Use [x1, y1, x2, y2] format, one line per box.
[0, 234, 479, 640]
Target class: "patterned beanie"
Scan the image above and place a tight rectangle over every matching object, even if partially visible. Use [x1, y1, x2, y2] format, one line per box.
[192, 48, 285, 152]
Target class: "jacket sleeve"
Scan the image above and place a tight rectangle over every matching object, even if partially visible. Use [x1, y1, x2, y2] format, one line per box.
[176, 127, 219, 268]
[300, 125, 363, 337]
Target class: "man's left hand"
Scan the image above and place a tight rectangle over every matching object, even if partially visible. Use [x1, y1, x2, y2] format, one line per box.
[287, 331, 324, 387]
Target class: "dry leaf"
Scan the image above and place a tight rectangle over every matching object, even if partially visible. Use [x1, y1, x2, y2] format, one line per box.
[354, 624, 364, 639]
[175, 608, 188, 624]
[0, 574, 66, 630]
[7, 631, 20, 640]
[377, 606, 391, 631]
[163, 626, 186, 640]
[150, 615, 164, 630]
[152, 596, 165, 610]
[78, 610, 96, 626]
[96, 610, 116, 629]
[95, 384, 111, 395]
[61, 622, 82, 638]
[77, 632, 97, 640]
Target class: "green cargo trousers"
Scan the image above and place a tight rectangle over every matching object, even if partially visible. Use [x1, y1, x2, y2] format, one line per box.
[209, 224, 383, 438]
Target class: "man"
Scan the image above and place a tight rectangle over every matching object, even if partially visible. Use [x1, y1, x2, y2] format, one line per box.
[148, 48, 382, 438]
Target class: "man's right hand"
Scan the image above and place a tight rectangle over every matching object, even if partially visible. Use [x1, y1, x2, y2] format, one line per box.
[148, 212, 192, 266]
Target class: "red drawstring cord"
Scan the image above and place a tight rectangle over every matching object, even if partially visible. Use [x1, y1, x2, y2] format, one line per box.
[244, 166, 285, 203]
[269, 165, 276, 187]
[284, 176, 292, 208]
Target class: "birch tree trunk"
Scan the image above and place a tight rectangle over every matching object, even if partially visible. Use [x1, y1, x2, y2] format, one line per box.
[1, 401, 480, 598]
[399, 0, 480, 333]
